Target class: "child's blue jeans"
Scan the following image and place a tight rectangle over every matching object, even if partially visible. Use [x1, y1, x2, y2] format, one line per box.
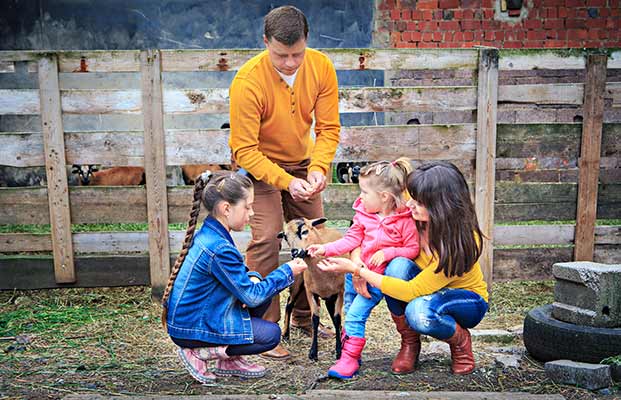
[343, 272, 384, 338]
[383, 257, 488, 340]
[170, 298, 280, 356]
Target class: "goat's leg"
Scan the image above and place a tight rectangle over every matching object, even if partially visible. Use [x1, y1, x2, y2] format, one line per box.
[307, 291, 321, 361]
[283, 275, 304, 341]
[325, 292, 343, 360]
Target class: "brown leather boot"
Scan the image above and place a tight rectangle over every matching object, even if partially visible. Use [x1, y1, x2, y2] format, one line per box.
[443, 323, 475, 375]
[390, 313, 421, 374]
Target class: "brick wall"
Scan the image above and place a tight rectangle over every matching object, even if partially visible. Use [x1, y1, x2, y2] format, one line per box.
[375, 0, 621, 48]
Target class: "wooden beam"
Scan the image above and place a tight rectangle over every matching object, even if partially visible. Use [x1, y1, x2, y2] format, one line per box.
[140, 49, 171, 299]
[2, 225, 619, 254]
[475, 49, 499, 289]
[37, 54, 76, 283]
[574, 54, 607, 261]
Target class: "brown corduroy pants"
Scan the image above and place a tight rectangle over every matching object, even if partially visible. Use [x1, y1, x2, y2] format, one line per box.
[245, 159, 324, 324]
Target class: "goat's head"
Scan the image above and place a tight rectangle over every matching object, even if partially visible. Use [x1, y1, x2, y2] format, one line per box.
[71, 164, 98, 185]
[277, 217, 327, 259]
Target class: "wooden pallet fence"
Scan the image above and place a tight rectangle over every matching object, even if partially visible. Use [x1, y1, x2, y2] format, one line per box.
[0, 48, 619, 290]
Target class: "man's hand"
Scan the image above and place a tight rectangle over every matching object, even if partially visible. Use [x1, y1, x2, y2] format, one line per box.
[307, 171, 327, 195]
[288, 178, 314, 201]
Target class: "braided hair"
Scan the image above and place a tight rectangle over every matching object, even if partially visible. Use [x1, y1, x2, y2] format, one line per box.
[161, 169, 252, 327]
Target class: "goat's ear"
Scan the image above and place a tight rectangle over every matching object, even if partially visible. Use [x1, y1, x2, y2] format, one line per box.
[310, 217, 327, 227]
[90, 165, 99, 172]
[71, 165, 79, 174]
[277, 231, 285, 239]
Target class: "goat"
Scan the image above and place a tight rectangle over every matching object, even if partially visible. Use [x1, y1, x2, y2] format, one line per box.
[335, 162, 367, 184]
[72, 165, 145, 186]
[278, 217, 345, 361]
[180, 164, 228, 185]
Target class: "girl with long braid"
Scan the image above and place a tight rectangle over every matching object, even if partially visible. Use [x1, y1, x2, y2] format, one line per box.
[161, 170, 307, 384]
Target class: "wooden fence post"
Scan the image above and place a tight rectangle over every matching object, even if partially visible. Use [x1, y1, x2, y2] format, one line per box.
[38, 54, 76, 283]
[140, 49, 171, 299]
[574, 54, 607, 261]
[475, 48, 499, 291]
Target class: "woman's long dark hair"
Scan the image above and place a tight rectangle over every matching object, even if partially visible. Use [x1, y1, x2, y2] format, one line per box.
[160, 169, 252, 327]
[407, 161, 483, 278]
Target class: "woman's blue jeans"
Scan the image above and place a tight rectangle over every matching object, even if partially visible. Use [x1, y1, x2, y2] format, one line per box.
[384, 257, 488, 340]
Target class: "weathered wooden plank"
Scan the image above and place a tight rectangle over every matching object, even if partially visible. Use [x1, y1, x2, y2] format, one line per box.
[499, 50, 586, 71]
[0, 84, 592, 115]
[58, 72, 141, 90]
[141, 49, 171, 298]
[57, 51, 141, 72]
[0, 62, 15, 73]
[62, 89, 142, 114]
[38, 55, 75, 284]
[3, 225, 618, 254]
[0, 89, 40, 114]
[498, 83, 583, 105]
[494, 247, 572, 280]
[609, 50, 621, 69]
[2, 183, 619, 225]
[575, 55, 607, 261]
[607, 81, 621, 108]
[0, 125, 476, 167]
[339, 86, 478, 112]
[0, 255, 152, 290]
[1, 247, 617, 290]
[475, 49, 499, 289]
[160, 49, 479, 72]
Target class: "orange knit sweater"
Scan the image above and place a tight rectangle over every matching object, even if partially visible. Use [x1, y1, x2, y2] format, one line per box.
[229, 48, 340, 190]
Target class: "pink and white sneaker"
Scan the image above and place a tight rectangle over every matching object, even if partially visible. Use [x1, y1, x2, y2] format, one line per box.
[214, 355, 267, 378]
[177, 347, 216, 384]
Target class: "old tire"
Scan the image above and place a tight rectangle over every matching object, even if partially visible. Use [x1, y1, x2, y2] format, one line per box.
[523, 304, 621, 363]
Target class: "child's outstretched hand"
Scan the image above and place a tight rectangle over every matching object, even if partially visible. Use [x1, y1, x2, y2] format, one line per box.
[288, 258, 308, 276]
[307, 244, 326, 257]
[369, 250, 385, 267]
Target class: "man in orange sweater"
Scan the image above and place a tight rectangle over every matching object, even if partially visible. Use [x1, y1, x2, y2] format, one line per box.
[229, 5, 341, 359]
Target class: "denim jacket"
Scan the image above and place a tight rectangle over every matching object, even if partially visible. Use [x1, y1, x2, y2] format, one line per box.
[166, 216, 295, 344]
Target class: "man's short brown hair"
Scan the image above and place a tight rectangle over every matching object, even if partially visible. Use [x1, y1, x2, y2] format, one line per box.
[264, 6, 308, 46]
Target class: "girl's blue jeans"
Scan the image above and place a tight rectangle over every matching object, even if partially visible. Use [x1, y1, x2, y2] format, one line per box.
[170, 298, 280, 356]
[383, 257, 488, 340]
[343, 272, 384, 338]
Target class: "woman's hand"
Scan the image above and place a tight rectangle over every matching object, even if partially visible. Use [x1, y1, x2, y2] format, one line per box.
[353, 274, 371, 299]
[307, 244, 325, 257]
[317, 257, 356, 274]
[369, 250, 385, 267]
[288, 258, 308, 276]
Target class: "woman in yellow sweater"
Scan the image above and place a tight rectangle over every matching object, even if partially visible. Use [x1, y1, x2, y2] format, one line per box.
[318, 161, 489, 376]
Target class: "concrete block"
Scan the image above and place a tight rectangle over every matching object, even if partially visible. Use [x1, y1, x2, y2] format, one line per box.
[552, 261, 621, 328]
[545, 359, 611, 390]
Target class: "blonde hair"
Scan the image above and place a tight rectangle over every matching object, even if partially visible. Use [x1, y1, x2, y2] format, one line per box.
[359, 157, 412, 209]
[161, 170, 252, 327]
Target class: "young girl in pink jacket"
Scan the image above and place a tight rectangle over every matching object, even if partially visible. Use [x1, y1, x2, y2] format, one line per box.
[307, 158, 420, 379]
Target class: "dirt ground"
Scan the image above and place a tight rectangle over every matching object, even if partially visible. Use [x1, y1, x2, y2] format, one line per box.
[0, 284, 619, 400]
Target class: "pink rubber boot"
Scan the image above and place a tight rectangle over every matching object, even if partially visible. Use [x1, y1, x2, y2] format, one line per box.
[327, 336, 366, 379]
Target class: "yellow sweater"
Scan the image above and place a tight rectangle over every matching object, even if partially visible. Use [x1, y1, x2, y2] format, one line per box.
[229, 48, 341, 190]
[381, 249, 489, 303]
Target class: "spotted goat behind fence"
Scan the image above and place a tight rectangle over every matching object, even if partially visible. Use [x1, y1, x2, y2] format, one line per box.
[278, 217, 345, 361]
[72, 165, 146, 186]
